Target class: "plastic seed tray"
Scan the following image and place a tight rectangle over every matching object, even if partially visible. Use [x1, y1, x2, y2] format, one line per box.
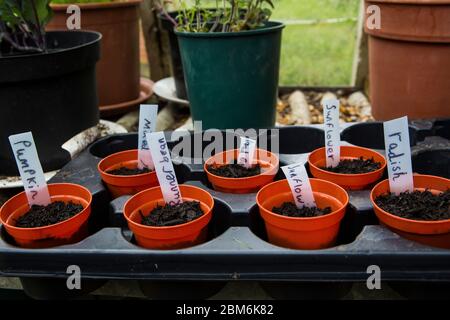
[0, 120, 449, 298]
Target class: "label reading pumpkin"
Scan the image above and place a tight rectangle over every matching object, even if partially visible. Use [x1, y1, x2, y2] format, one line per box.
[9, 132, 51, 206]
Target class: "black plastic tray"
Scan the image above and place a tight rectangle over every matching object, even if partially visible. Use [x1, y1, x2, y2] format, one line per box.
[0, 120, 449, 299]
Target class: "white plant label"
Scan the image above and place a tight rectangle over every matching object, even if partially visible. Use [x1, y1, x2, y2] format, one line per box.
[138, 104, 158, 170]
[237, 137, 257, 168]
[9, 132, 51, 206]
[383, 116, 414, 195]
[147, 132, 182, 206]
[323, 99, 341, 168]
[282, 163, 316, 208]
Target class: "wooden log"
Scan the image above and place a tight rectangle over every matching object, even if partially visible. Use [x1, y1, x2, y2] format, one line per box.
[139, 0, 171, 81]
[351, 0, 369, 92]
[288, 90, 311, 125]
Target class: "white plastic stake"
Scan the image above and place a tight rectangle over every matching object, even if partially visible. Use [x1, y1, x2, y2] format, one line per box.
[282, 163, 316, 208]
[147, 132, 183, 206]
[383, 116, 414, 195]
[237, 137, 257, 168]
[323, 99, 341, 168]
[138, 104, 158, 170]
[9, 132, 51, 206]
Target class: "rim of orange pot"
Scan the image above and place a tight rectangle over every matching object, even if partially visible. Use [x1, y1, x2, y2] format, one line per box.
[98, 149, 156, 181]
[123, 184, 214, 232]
[308, 145, 387, 178]
[370, 174, 450, 230]
[256, 178, 349, 223]
[204, 148, 279, 181]
[0, 183, 92, 233]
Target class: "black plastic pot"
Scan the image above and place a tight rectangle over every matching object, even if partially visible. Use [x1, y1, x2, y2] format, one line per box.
[158, 11, 188, 100]
[0, 31, 101, 176]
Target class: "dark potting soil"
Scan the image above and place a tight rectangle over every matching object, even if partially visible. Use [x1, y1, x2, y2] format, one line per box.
[15, 201, 84, 228]
[106, 166, 151, 176]
[375, 189, 450, 221]
[207, 163, 261, 178]
[272, 202, 332, 218]
[321, 157, 381, 174]
[140, 201, 205, 227]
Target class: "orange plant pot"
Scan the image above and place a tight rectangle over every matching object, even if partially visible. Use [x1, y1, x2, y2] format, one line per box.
[123, 185, 214, 250]
[308, 146, 386, 190]
[0, 183, 92, 249]
[47, 1, 142, 112]
[365, 0, 450, 120]
[256, 179, 349, 250]
[98, 149, 159, 198]
[370, 174, 450, 249]
[204, 149, 279, 194]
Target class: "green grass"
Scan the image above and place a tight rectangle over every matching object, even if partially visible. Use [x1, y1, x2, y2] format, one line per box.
[165, 0, 361, 85]
[272, 0, 360, 85]
[272, 0, 359, 20]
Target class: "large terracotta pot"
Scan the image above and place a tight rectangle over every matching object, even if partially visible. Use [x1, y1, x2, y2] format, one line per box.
[365, 0, 450, 120]
[47, 0, 142, 115]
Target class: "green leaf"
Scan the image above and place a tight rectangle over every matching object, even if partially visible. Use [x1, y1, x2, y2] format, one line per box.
[22, 0, 53, 27]
[0, 0, 22, 27]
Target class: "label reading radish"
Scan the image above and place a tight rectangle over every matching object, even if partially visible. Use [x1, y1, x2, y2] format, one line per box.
[147, 132, 182, 206]
[237, 137, 257, 169]
[323, 99, 341, 168]
[9, 132, 51, 206]
[138, 104, 158, 170]
[281, 163, 316, 208]
[383, 116, 414, 195]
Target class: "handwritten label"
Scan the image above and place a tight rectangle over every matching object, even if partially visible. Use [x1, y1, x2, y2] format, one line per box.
[383, 116, 414, 195]
[9, 132, 51, 206]
[281, 163, 316, 208]
[323, 99, 341, 168]
[237, 137, 257, 168]
[138, 104, 158, 170]
[147, 132, 182, 206]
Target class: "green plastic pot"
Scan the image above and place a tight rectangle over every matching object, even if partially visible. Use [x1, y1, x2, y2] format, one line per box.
[175, 21, 284, 129]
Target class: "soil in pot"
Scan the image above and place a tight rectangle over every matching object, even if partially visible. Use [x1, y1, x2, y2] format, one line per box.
[15, 201, 83, 228]
[106, 167, 151, 176]
[140, 201, 204, 227]
[375, 189, 450, 221]
[272, 202, 332, 218]
[207, 163, 261, 178]
[320, 157, 381, 174]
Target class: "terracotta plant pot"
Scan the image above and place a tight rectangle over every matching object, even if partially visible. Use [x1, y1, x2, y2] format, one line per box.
[47, 1, 142, 114]
[308, 146, 386, 190]
[365, 0, 450, 120]
[123, 185, 214, 250]
[97, 149, 158, 198]
[370, 174, 450, 249]
[0, 183, 92, 248]
[256, 179, 349, 250]
[204, 149, 279, 194]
